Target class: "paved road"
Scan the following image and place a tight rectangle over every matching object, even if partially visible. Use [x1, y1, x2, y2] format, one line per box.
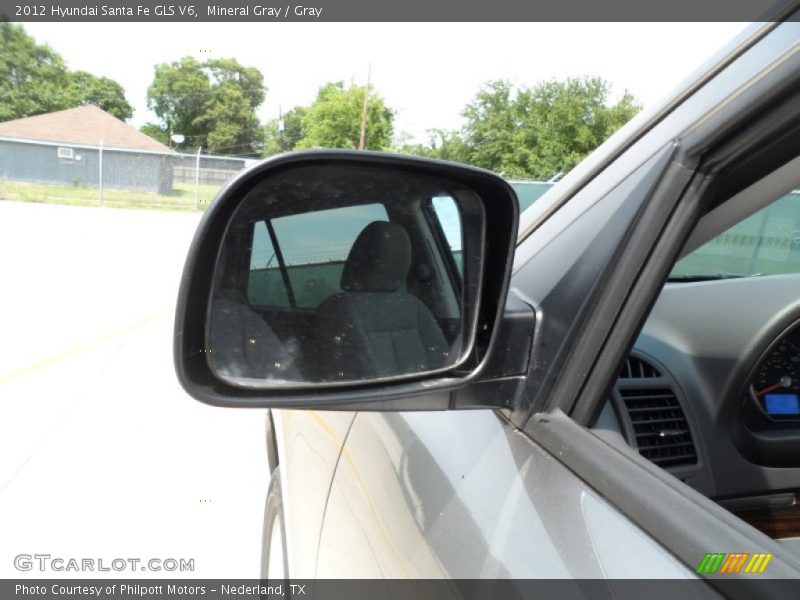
[0, 201, 269, 578]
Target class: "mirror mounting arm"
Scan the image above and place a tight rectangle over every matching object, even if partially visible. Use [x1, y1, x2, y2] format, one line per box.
[451, 291, 536, 410]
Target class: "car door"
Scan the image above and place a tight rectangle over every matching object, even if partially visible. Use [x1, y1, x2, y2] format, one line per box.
[317, 410, 694, 578]
[314, 15, 800, 588]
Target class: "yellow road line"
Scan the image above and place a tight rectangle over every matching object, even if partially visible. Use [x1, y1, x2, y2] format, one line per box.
[0, 309, 171, 384]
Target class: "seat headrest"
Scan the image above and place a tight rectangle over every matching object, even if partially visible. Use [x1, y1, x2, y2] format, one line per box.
[341, 221, 411, 293]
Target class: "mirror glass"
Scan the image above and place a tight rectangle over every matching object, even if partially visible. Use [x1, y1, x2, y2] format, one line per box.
[207, 163, 477, 387]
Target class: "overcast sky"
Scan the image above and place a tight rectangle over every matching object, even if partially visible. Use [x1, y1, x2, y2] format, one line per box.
[24, 22, 748, 144]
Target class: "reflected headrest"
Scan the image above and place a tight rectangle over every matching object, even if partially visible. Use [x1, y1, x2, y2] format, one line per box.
[340, 221, 411, 292]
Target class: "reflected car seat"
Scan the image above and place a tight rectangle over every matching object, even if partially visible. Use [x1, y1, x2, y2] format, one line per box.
[313, 221, 450, 381]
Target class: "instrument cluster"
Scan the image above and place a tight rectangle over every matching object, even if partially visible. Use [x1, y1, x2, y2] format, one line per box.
[750, 329, 800, 421]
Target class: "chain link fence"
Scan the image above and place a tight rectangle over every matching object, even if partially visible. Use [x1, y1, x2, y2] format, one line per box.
[0, 137, 252, 211]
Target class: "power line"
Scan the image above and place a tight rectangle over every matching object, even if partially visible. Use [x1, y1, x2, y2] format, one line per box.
[200, 142, 262, 154]
[172, 125, 266, 140]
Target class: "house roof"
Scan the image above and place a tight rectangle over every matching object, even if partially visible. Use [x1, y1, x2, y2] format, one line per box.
[0, 105, 171, 152]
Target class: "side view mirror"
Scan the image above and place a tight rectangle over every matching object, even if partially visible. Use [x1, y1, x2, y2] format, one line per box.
[174, 150, 522, 410]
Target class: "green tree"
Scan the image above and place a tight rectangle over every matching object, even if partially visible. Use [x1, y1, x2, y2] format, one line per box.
[146, 57, 210, 149]
[146, 56, 266, 155]
[0, 23, 134, 123]
[263, 106, 307, 156]
[139, 122, 170, 146]
[296, 82, 394, 151]
[458, 77, 640, 179]
[68, 71, 133, 120]
[398, 128, 468, 163]
[0, 22, 71, 121]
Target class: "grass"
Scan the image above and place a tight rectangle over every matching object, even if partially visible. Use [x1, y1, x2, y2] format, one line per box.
[1, 178, 553, 213]
[0, 179, 221, 211]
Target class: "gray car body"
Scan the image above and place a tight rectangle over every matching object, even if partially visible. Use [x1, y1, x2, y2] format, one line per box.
[274, 409, 692, 578]
[266, 16, 800, 578]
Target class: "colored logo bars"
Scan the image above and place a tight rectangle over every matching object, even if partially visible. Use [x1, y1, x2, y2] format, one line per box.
[696, 552, 773, 574]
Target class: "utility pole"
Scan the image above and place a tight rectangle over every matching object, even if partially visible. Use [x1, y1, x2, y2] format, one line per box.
[358, 63, 371, 150]
[278, 104, 284, 152]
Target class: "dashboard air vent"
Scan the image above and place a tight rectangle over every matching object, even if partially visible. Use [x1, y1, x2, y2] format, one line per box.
[619, 356, 661, 379]
[620, 387, 697, 467]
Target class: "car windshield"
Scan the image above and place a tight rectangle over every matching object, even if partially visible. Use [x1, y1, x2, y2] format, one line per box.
[670, 189, 800, 281]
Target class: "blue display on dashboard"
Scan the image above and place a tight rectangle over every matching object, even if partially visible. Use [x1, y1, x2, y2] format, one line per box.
[765, 393, 800, 416]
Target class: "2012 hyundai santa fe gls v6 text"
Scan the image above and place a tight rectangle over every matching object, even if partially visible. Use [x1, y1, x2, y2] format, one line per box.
[173, 10, 800, 592]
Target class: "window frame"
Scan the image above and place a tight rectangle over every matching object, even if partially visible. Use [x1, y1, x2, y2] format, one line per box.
[511, 20, 800, 589]
[245, 202, 392, 311]
[423, 196, 463, 297]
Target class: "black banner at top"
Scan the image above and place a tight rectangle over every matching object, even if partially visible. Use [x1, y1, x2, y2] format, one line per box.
[0, 0, 799, 22]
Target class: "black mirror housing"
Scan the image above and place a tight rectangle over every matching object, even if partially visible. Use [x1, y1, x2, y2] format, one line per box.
[174, 150, 521, 410]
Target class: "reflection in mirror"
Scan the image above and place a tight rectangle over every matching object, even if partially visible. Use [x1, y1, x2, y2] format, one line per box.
[207, 164, 474, 387]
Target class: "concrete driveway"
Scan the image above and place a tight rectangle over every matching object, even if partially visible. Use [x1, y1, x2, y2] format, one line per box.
[0, 201, 269, 578]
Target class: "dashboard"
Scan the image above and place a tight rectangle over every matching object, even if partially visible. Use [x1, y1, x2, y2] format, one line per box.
[596, 273, 800, 508]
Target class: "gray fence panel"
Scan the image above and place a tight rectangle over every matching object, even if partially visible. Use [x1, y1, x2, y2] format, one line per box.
[0, 137, 250, 209]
